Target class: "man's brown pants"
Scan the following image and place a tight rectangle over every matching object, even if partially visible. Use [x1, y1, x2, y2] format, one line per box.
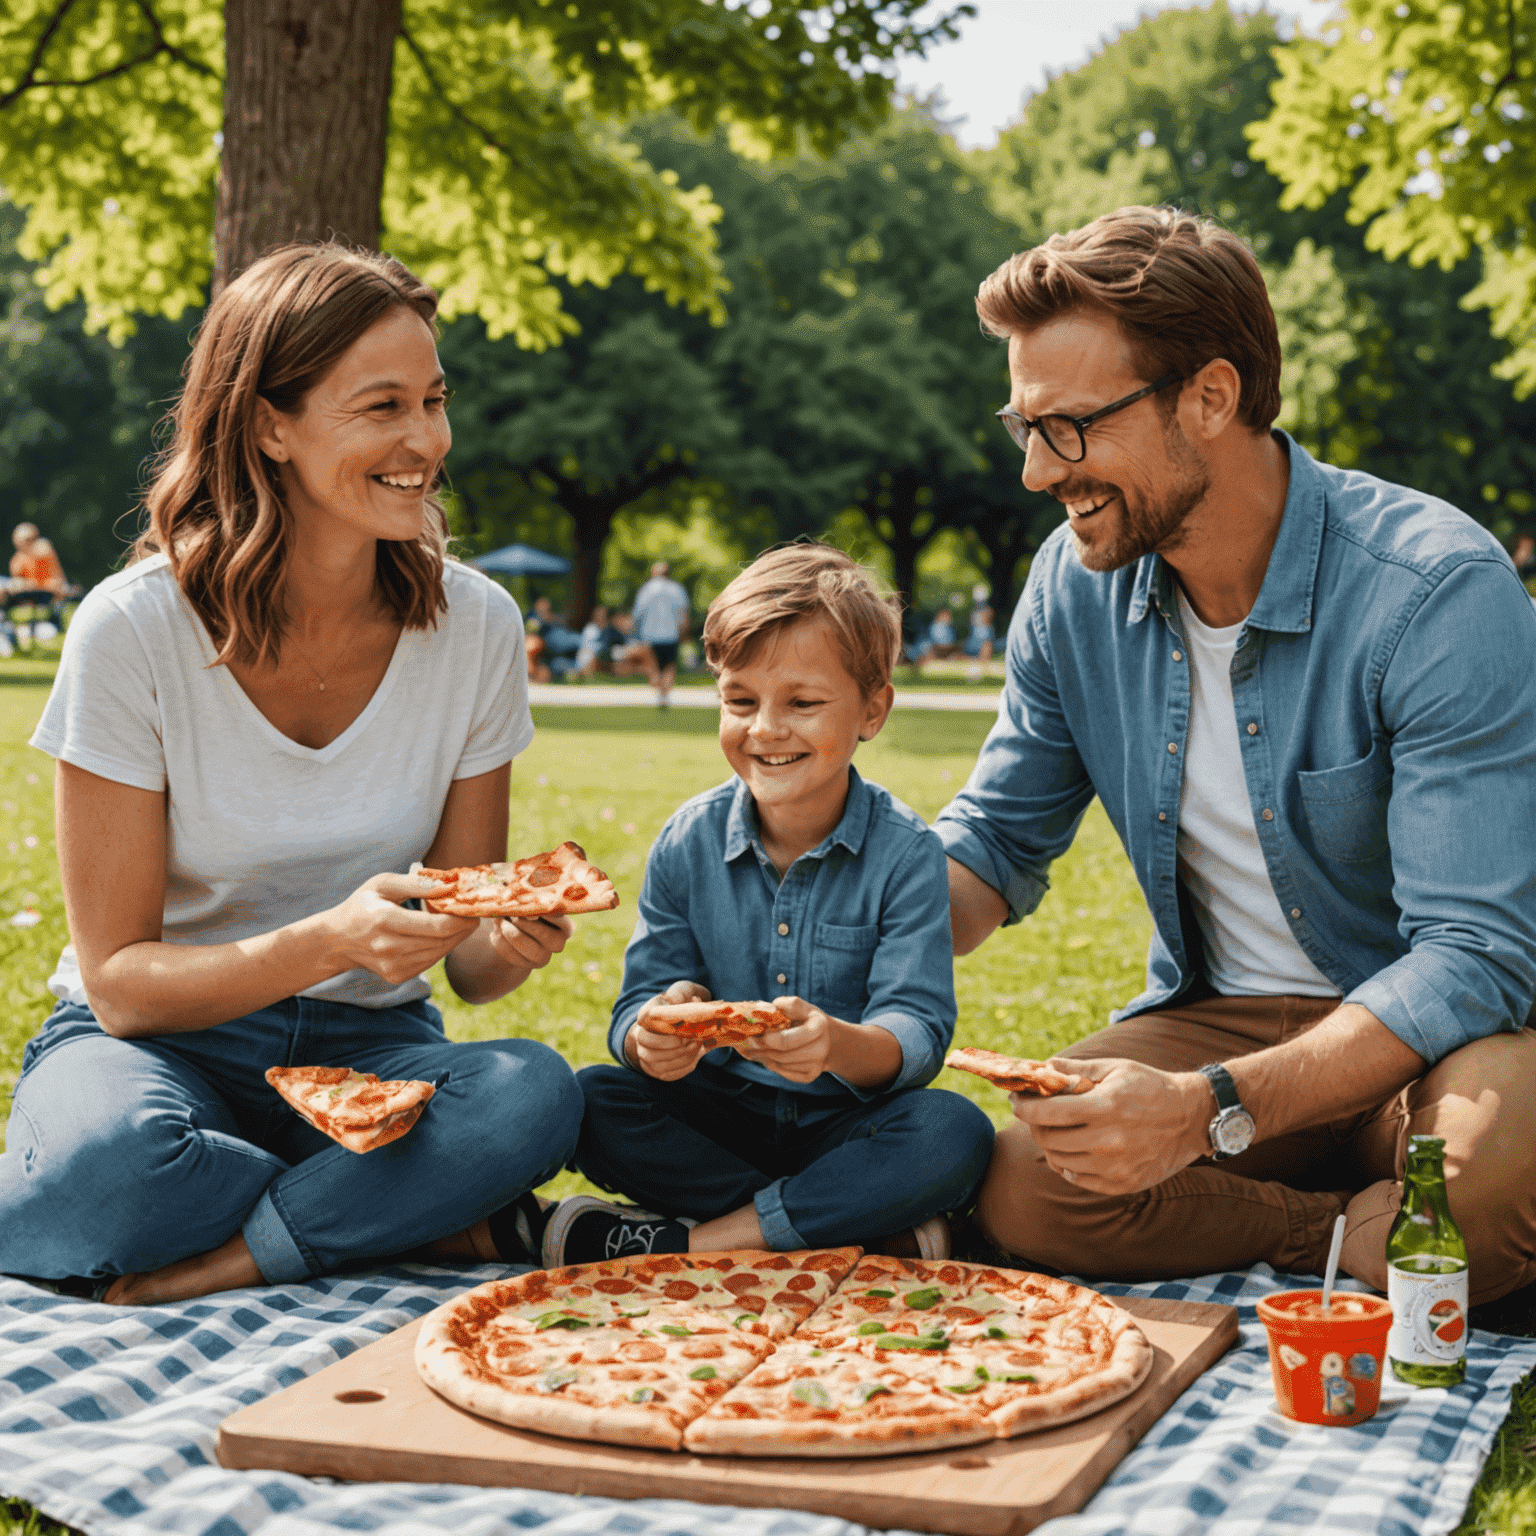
[974, 996, 1536, 1305]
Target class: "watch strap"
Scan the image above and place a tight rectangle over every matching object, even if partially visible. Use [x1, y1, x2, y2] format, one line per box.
[1198, 1062, 1240, 1110]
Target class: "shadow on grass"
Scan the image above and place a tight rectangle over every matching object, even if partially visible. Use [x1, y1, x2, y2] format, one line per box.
[530, 706, 996, 757]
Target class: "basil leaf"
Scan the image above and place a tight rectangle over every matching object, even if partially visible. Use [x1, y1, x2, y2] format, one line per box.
[620, 1308, 650, 1318]
[688, 1365, 717, 1380]
[856, 1321, 887, 1336]
[1002, 1372, 1036, 1383]
[903, 1288, 944, 1311]
[732, 1314, 756, 1329]
[986, 1327, 1008, 1339]
[792, 1381, 832, 1408]
[538, 1367, 580, 1393]
[857, 1381, 893, 1403]
[629, 1386, 655, 1403]
[944, 1380, 985, 1394]
[660, 1324, 693, 1338]
[865, 1288, 895, 1298]
[533, 1310, 591, 1331]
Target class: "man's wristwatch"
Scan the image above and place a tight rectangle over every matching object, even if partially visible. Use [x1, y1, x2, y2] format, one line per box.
[1198, 1062, 1256, 1160]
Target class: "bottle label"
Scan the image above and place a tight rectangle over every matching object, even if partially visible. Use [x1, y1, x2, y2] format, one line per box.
[1387, 1261, 1468, 1366]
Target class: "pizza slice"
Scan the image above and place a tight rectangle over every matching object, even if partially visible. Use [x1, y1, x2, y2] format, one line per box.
[264, 1066, 435, 1153]
[417, 841, 619, 918]
[416, 1286, 773, 1451]
[682, 1340, 993, 1457]
[641, 1000, 795, 1046]
[944, 1046, 1091, 1097]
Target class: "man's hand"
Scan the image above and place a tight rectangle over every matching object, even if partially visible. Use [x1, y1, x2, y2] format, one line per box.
[486, 913, 572, 973]
[735, 996, 840, 1084]
[628, 981, 713, 1081]
[1009, 1057, 1213, 1194]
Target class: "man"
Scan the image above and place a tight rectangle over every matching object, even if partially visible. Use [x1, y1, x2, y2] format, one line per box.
[632, 561, 692, 707]
[936, 207, 1536, 1306]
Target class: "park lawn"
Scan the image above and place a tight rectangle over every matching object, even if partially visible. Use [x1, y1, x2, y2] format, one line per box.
[0, 674, 1530, 1534]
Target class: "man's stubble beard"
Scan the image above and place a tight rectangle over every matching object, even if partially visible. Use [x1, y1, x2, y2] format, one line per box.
[1070, 416, 1212, 574]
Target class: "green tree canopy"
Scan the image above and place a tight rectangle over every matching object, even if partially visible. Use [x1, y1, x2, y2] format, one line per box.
[0, 0, 969, 344]
[1248, 0, 1536, 395]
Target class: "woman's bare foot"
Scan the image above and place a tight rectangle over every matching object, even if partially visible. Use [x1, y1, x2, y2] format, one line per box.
[102, 1233, 264, 1306]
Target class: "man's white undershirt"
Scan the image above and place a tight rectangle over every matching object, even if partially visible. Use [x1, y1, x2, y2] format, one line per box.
[1175, 589, 1339, 998]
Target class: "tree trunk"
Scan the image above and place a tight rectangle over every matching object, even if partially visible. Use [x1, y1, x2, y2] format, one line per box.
[974, 510, 1035, 623]
[215, 0, 400, 290]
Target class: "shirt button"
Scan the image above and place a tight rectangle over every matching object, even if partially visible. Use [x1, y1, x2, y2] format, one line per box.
[1291, 907, 1302, 919]
[1158, 811, 1167, 821]
[777, 922, 789, 936]
[1168, 742, 1178, 754]
[1262, 808, 1274, 821]
[1247, 723, 1259, 736]
[1172, 650, 1183, 662]
[776, 973, 786, 984]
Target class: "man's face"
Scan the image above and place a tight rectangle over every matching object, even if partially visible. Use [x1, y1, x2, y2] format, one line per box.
[1006, 313, 1210, 573]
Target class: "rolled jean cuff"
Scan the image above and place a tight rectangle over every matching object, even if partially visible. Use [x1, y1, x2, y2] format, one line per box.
[753, 1178, 808, 1252]
[242, 1188, 313, 1285]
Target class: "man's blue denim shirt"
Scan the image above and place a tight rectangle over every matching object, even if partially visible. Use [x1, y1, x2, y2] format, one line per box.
[935, 434, 1536, 1064]
[611, 768, 957, 1100]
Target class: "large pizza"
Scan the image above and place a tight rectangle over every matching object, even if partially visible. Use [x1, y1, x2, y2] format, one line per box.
[415, 1249, 1153, 1457]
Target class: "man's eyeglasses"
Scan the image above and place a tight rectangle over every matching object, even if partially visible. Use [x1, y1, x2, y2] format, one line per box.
[994, 373, 1183, 464]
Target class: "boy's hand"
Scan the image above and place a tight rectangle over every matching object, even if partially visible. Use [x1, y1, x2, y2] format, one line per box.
[735, 996, 840, 1084]
[629, 981, 713, 1081]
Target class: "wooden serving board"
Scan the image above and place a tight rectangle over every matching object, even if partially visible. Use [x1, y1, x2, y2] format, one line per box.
[219, 1295, 1236, 1536]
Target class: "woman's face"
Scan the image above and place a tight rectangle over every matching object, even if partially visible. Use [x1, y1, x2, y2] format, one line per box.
[257, 305, 451, 546]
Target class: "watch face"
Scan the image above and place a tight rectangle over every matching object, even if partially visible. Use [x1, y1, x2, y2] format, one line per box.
[1213, 1107, 1256, 1157]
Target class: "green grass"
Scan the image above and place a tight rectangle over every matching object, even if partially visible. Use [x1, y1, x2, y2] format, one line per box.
[0, 675, 1530, 1534]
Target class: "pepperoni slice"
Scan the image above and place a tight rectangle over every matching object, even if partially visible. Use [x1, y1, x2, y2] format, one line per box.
[721, 1402, 760, 1419]
[618, 1340, 666, 1362]
[593, 1278, 635, 1295]
[758, 1256, 792, 1271]
[937, 1264, 963, 1286]
[802, 1252, 848, 1272]
[724, 1272, 765, 1295]
[852, 1264, 887, 1284]
[943, 1306, 984, 1322]
[850, 1295, 891, 1314]
[563, 884, 588, 901]
[785, 1274, 817, 1292]
[771, 1290, 814, 1311]
[528, 867, 559, 887]
[732, 1293, 767, 1314]
[681, 1341, 724, 1358]
[663, 1280, 700, 1301]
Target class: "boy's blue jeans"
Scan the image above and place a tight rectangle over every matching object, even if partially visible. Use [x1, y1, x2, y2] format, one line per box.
[574, 1061, 994, 1249]
[0, 997, 583, 1284]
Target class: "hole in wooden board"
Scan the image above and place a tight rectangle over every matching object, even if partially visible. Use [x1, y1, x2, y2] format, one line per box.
[334, 1389, 387, 1404]
[947, 1455, 990, 1469]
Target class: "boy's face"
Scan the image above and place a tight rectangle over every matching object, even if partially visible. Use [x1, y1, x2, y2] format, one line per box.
[717, 616, 893, 826]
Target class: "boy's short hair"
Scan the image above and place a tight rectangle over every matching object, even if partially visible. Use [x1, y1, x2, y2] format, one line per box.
[704, 544, 902, 698]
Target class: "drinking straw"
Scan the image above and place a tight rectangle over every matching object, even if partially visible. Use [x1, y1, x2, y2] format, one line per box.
[1320, 1213, 1348, 1312]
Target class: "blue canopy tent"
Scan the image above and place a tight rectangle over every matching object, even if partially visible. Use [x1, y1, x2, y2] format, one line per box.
[471, 544, 572, 577]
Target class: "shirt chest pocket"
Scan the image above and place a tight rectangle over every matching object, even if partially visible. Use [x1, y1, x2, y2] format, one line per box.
[811, 920, 880, 1017]
[1296, 741, 1392, 865]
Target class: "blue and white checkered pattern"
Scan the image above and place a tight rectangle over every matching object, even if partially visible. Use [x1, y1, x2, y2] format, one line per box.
[1, 1262, 1530, 1536]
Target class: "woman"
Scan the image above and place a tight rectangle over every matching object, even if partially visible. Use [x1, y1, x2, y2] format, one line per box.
[0, 245, 583, 1305]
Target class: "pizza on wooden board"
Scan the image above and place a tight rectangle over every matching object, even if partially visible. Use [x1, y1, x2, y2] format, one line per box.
[944, 1046, 1092, 1097]
[415, 841, 619, 918]
[264, 1066, 435, 1153]
[416, 1249, 1153, 1457]
[642, 1000, 795, 1046]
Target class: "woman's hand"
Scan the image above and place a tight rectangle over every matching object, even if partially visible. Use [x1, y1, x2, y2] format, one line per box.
[324, 872, 479, 985]
[628, 981, 712, 1081]
[485, 914, 572, 974]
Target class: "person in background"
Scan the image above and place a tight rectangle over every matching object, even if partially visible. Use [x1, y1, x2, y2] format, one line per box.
[9, 524, 68, 595]
[631, 560, 691, 707]
[575, 605, 614, 675]
[608, 611, 650, 677]
[963, 604, 996, 682]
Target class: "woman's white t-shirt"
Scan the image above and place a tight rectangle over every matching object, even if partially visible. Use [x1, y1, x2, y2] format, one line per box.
[31, 554, 533, 1010]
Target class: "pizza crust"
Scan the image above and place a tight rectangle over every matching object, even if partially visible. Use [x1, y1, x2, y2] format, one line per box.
[944, 1047, 1091, 1096]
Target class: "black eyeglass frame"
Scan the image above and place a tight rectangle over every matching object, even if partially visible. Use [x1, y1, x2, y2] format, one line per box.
[994, 372, 1184, 463]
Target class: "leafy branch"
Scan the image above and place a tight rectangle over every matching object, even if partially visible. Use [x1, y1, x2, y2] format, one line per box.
[0, 0, 215, 110]
[397, 22, 522, 171]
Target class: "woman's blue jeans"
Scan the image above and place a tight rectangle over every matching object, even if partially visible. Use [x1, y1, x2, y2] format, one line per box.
[0, 997, 583, 1284]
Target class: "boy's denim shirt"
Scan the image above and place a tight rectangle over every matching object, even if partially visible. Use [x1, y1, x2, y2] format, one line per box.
[610, 768, 957, 1101]
[936, 433, 1536, 1066]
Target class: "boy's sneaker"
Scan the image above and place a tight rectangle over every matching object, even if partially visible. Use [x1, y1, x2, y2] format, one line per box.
[912, 1215, 951, 1262]
[542, 1196, 693, 1267]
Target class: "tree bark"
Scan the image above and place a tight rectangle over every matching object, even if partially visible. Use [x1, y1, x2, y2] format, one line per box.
[215, 0, 400, 290]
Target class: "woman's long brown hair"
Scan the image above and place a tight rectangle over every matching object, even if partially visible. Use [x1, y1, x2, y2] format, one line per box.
[135, 244, 450, 667]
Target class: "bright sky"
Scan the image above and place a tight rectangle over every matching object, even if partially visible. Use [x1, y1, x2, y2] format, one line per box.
[896, 0, 1329, 149]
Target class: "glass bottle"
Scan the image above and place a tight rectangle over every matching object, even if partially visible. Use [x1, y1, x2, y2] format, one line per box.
[1386, 1134, 1468, 1386]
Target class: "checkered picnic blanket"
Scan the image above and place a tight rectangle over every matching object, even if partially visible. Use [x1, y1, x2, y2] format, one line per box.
[1, 1262, 1531, 1536]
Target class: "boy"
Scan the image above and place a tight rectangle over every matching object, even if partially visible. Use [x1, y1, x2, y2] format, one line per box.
[542, 544, 994, 1265]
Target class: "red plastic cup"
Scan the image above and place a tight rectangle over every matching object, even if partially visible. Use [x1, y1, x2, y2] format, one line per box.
[1255, 1290, 1393, 1426]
